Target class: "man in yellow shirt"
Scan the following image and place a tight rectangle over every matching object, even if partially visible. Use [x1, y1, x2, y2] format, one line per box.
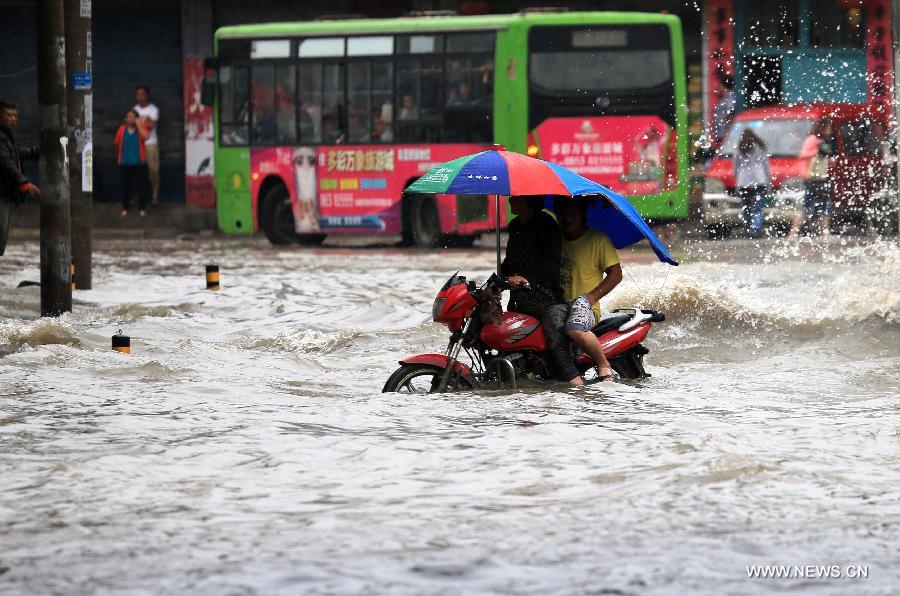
[555, 196, 623, 380]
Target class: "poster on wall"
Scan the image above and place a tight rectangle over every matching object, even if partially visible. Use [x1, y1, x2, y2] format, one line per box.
[183, 57, 215, 208]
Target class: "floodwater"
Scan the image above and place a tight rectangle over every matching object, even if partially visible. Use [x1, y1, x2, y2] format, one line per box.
[1, 234, 899, 595]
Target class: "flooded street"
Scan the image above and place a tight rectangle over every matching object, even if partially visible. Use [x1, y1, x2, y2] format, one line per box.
[1, 235, 899, 594]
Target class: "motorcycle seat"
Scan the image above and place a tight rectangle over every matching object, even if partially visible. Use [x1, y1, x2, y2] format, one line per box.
[592, 312, 632, 336]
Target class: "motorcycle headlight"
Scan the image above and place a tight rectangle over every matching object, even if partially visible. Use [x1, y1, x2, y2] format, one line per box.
[432, 298, 446, 322]
[704, 178, 726, 195]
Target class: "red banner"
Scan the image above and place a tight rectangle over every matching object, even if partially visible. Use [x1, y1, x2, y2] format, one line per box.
[866, 0, 894, 120]
[706, 0, 735, 136]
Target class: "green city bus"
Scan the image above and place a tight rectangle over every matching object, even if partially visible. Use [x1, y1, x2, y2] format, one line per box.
[208, 11, 688, 246]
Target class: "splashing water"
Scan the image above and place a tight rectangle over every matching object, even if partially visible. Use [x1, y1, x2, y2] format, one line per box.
[1, 236, 898, 594]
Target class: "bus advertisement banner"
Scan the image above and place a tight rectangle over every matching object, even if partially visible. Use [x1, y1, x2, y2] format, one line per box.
[536, 116, 670, 196]
[250, 144, 484, 234]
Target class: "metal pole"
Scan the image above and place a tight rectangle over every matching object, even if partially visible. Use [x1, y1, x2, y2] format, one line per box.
[495, 194, 501, 275]
[65, 0, 92, 289]
[37, 0, 72, 316]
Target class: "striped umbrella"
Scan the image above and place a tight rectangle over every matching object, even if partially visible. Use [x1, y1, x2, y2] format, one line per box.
[406, 146, 678, 268]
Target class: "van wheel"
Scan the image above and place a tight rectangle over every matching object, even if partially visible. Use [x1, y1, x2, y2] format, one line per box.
[260, 185, 297, 246]
[403, 194, 440, 247]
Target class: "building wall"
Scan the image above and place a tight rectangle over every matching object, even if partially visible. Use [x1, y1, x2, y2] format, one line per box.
[0, 0, 186, 205]
[705, 0, 894, 137]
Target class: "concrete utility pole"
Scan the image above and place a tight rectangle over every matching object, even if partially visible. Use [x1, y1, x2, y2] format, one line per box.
[894, 0, 900, 235]
[65, 0, 92, 289]
[36, 0, 72, 316]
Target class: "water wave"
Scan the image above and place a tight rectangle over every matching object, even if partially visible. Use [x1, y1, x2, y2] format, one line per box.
[611, 269, 899, 332]
[242, 329, 361, 354]
[106, 302, 197, 321]
[0, 319, 80, 356]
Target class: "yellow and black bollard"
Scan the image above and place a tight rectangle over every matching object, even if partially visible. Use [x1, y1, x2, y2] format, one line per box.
[112, 331, 131, 354]
[206, 264, 220, 291]
[70, 258, 76, 291]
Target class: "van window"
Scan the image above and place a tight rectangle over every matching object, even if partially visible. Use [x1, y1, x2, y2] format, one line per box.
[719, 118, 813, 157]
[840, 120, 883, 157]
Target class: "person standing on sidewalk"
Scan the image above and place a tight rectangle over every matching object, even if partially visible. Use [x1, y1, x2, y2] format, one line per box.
[114, 109, 151, 217]
[133, 85, 160, 204]
[734, 129, 771, 238]
[0, 101, 40, 256]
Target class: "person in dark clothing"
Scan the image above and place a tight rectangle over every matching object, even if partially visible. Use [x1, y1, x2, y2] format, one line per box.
[500, 195, 581, 385]
[500, 195, 563, 316]
[0, 101, 40, 256]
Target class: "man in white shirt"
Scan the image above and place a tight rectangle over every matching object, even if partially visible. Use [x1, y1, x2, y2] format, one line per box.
[133, 85, 160, 204]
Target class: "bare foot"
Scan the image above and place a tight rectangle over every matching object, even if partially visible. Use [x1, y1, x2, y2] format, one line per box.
[139, 210, 146, 217]
[120, 210, 128, 217]
[596, 367, 614, 380]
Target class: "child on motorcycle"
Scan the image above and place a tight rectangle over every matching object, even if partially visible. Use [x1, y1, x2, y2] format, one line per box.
[554, 196, 623, 381]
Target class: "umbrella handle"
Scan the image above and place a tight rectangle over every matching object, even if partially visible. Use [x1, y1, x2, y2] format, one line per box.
[495, 194, 501, 277]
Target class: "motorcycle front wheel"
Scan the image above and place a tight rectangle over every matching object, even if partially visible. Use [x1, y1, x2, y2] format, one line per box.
[382, 363, 475, 394]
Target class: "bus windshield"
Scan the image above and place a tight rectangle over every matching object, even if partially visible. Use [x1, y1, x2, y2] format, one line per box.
[528, 24, 674, 128]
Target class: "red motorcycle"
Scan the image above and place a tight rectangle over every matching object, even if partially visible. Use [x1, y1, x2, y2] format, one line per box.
[383, 272, 665, 393]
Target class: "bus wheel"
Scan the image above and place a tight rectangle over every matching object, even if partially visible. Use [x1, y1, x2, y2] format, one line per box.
[296, 234, 327, 246]
[403, 195, 440, 247]
[442, 234, 477, 248]
[260, 185, 297, 246]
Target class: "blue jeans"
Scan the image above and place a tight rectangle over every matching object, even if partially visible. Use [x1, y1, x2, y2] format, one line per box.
[738, 184, 767, 236]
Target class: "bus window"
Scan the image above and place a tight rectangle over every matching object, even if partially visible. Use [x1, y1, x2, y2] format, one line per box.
[219, 64, 249, 146]
[322, 63, 345, 144]
[446, 32, 493, 54]
[274, 64, 297, 145]
[250, 64, 276, 144]
[396, 34, 443, 54]
[299, 62, 323, 144]
[528, 25, 674, 130]
[348, 36, 393, 56]
[371, 61, 393, 142]
[395, 57, 443, 143]
[347, 62, 371, 143]
[444, 55, 493, 142]
[250, 63, 297, 145]
[347, 60, 394, 144]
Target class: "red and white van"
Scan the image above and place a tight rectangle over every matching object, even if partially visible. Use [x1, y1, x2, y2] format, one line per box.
[701, 103, 891, 236]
